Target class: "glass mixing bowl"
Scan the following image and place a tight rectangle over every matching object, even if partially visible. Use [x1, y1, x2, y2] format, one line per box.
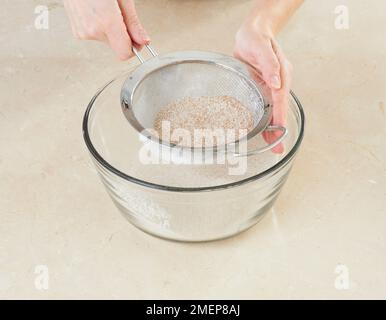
[83, 71, 305, 242]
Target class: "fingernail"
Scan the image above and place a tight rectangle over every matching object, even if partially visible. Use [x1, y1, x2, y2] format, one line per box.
[142, 29, 150, 42]
[271, 75, 281, 89]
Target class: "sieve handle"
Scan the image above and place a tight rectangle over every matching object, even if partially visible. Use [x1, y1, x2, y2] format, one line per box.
[234, 125, 288, 157]
[132, 44, 158, 64]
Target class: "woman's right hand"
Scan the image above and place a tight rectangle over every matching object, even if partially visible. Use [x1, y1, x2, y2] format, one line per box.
[63, 0, 150, 60]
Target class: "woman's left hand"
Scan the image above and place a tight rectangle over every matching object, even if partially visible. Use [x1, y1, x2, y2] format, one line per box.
[234, 20, 292, 154]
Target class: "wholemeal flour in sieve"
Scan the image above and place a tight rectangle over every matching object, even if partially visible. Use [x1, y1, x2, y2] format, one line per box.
[154, 96, 254, 147]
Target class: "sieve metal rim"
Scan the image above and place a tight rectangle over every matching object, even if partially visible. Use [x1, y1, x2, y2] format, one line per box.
[120, 50, 273, 152]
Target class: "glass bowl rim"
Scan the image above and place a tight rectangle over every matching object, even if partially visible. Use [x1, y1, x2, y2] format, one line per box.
[82, 77, 305, 193]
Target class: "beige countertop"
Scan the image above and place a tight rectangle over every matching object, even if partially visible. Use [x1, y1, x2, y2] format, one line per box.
[1, 0, 385, 299]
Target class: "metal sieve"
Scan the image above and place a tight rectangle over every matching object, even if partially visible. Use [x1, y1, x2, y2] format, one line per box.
[120, 45, 287, 155]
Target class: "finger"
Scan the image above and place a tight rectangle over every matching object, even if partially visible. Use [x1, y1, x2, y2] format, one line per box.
[250, 65, 285, 154]
[247, 63, 283, 153]
[264, 40, 292, 153]
[118, 0, 150, 48]
[105, 17, 133, 60]
[248, 66, 273, 105]
[249, 38, 282, 90]
[271, 40, 291, 126]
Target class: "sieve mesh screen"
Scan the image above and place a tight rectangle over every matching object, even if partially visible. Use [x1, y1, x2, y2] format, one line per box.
[131, 62, 265, 131]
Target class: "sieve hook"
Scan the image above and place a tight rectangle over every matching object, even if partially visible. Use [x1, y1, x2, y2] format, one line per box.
[132, 44, 158, 64]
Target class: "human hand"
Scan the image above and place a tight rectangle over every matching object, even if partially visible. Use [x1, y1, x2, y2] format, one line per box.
[63, 0, 149, 60]
[234, 20, 292, 154]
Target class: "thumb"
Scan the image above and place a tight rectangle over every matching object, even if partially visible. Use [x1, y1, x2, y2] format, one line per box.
[118, 0, 150, 47]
